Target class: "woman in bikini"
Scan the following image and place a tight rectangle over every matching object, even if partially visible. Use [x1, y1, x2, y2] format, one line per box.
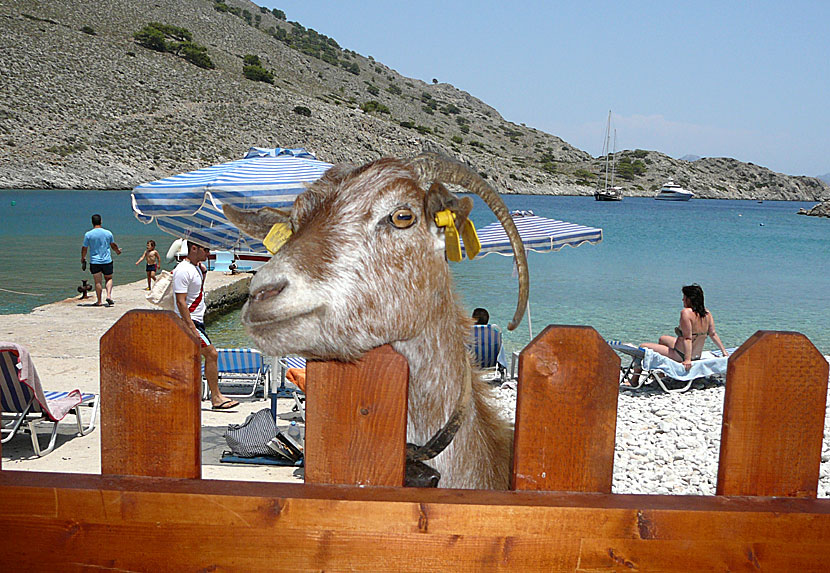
[641, 283, 729, 372]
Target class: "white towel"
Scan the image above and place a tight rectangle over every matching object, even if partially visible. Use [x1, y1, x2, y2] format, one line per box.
[641, 348, 728, 381]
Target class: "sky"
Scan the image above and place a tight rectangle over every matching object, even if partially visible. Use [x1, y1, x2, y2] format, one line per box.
[259, 1, 829, 177]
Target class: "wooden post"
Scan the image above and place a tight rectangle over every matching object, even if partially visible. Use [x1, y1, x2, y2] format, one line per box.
[304, 345, 409, 486]
[100, 310, 202, 478]
[512, 325, 620, 492]
[717, 330, 829, 497]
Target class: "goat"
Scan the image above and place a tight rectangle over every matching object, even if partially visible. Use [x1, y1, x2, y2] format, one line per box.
[223, 152, 529, 489]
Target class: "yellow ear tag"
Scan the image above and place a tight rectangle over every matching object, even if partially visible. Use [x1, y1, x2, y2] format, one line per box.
[460, 219, 480, 260]
[434, 209, 462, 262]
[263, 223, 292, 254]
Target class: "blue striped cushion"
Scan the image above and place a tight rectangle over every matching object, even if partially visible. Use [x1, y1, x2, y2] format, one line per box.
[43, 391, 96, 405]
[472, 325, 503, 369]
[0, 350, 35, 413]
[1, 351, 95, 414]
[216, 348, 263, 374]
[282, 356, 306, 370]
[606, 340, 645, 355]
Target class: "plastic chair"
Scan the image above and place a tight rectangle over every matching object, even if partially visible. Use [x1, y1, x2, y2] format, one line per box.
[268, 356, 306, 422]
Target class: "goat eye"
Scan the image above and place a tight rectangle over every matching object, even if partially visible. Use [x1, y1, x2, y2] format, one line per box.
[389, 208, 416, 229]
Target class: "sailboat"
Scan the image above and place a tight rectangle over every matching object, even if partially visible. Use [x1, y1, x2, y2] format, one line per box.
[594, 111, 623, 201]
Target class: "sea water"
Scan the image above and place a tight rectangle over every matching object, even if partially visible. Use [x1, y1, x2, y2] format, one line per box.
[2, 189, 828, 355]
[0, 189, 172, 313]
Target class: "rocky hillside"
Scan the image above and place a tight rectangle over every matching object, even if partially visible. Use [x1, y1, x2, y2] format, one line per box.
[1, 0, 828, 202]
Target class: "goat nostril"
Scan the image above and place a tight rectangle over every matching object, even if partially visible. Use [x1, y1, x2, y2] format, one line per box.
[251, 281, 287, 303]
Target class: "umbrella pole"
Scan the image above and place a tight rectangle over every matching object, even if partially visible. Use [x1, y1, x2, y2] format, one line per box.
[523, 248, 532, 339]
[527, 301, 533, 340]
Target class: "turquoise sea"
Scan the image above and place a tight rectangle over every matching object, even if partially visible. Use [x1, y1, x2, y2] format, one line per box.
[2, 189, 829, 356]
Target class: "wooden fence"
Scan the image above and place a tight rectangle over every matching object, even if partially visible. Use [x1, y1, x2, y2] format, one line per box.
[1, 310, 829, 570]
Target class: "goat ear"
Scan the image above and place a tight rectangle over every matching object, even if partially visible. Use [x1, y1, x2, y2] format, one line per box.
[223, 204, 290, 240]
[425, 183, 473, 230]
[426, 183, 477, 261]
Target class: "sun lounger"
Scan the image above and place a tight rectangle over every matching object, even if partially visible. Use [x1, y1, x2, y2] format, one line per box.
[607, 340, 733, 393]
[269, 356, 306, 422]
[1, 342, 99, 456]
[202, 348, 271, 400]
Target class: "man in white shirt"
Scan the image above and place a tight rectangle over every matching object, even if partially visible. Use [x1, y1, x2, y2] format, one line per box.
[172, 240, 239, 410]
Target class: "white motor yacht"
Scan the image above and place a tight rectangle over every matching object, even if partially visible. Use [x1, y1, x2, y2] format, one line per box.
[655, 179, 694, 201]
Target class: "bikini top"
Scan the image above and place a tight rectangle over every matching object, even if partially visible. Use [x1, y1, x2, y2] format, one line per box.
[675, 326, 708, 339]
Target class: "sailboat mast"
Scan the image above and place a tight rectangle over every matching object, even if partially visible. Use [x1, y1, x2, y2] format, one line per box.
[603, 110, 611, 191]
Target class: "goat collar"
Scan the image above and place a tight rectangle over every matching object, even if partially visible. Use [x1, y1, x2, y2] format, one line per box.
[406, 358, 473, 464]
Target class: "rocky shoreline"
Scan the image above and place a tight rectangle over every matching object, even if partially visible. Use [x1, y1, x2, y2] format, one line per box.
[798, 201, 830, 218]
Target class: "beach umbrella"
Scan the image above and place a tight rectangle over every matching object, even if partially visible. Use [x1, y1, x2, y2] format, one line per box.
[463, 210, 603, 337]
[131, 147, 333, 252]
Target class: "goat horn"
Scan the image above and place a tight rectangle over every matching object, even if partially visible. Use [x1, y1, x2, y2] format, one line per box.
[408, 152, 528, 331]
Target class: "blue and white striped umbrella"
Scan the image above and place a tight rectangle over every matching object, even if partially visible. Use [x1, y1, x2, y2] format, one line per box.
[131, 147, 332, 251]
[465, 210, 603, 257]
[463, 210, 603, 338]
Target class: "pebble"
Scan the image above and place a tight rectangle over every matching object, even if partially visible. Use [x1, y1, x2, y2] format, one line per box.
[494, 356, 830, 497]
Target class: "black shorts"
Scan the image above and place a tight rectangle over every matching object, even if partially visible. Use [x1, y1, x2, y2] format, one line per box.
[90, 262, 114, 276]
[193, 321, 212, 348]
[146, 264, 158, 272]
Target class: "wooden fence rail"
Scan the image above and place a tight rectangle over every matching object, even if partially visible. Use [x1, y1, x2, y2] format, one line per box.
[1, 310, 828, 570]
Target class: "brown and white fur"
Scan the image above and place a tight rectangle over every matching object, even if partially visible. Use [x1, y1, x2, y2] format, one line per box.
[224, 153, 529, 489]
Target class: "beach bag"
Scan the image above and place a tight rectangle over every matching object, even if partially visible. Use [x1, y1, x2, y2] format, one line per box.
[224, 408, 279, 457]
[146, 270, 175, 310]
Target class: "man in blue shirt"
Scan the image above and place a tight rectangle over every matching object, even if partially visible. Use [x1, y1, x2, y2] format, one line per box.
[81, 214, 122, 306]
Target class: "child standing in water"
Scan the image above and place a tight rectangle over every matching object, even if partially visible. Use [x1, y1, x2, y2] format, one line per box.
[135, 240, 161, 290]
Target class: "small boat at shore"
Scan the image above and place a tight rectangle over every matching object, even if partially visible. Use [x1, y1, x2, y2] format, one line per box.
[208, 250, 269, 272]
[655, 179, 693, 201]
[594, 111, 623, 201]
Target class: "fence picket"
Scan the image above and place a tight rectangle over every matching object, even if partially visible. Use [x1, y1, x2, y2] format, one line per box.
[304, 345, 409, 486]
[512, 326, 620, 492]
[717, 330, 829, 497]
[100, 310, 202, 478]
